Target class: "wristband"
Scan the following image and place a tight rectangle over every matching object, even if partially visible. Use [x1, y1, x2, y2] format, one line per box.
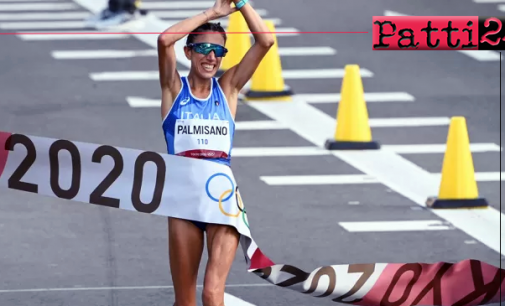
[235, 0, 248, 10]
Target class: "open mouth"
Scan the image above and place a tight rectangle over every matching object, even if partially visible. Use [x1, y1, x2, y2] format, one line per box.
[202, 63, 215, 72]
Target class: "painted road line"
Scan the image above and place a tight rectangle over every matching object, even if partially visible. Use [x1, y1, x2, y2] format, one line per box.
[0, 283, 271, 293]
[154, 8, 267, 18]
[458, 50, 502, 61]
[231, 143, 501, 157]
[339, 220, 453, 232]
[382, 143, 502, 154]
[92, 69, 374, 81]
[53, 46, 334, 60]
[129, 93, 414, 107]
[297, 92, 415, 103]
[277, 47, 336, 56]
[247, 98, 505, 256]
[235, 121, 285, 130]
[260, 172, 504, 185]
[17, 32, 130, 40]
[253, 27, 299, 37]
[152, 16, 279, 27]
[367, 117, 450, 127]
[0, 0, 65, 2]
[261, 174, 378, 185]
[0, 3, 77, 10]
[0, 21, 87, 29]
[128, 97, 284, 130]
[52, 49, 158, 59]
[474, 0, 505, 2]
[0, 12, 90, 20]
[232, 147, 329, 157]
[435, 172, 504, 182]
[224, 293, 256, 306]
[127, 96, 160, 107]
[141, 1, 214, 9]
[384, 10, 501, 61]
[163, 17, 280, 27]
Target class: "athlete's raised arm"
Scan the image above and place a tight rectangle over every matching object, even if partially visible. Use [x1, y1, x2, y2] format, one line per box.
[157, 1, 237, 119]
[219, 0, 275, 103]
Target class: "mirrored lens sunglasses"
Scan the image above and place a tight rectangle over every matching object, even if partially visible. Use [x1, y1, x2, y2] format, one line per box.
[187, 43, 228, 57]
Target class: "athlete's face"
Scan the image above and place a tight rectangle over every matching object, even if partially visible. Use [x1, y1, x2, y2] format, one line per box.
[186, 32, 226, 79]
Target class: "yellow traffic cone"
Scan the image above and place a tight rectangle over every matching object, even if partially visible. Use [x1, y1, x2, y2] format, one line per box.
[324, 64, 380, 150]
[426, 117, 488, 209]
[244, 20, 293, 101]
[217, 12, 251, 76]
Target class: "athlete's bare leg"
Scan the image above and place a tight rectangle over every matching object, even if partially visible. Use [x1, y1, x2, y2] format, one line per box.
[201, 224, 240, 306]
[168, 217, 205, 306]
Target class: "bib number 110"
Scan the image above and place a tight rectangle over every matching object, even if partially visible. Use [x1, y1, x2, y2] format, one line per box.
[198, 139, 208, 145]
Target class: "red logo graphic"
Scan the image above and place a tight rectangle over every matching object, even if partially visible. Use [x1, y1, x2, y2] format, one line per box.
[373, 16, 505, 50]
[177, 150, 228, 159]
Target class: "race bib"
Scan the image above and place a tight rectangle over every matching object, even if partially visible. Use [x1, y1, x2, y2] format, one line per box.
[174, 119, 231, 159]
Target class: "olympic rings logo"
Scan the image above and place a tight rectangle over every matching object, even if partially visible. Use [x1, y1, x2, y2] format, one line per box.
[205, 173, 248, 228]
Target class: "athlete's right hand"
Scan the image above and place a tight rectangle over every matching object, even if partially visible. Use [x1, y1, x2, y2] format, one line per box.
[209, 0, 238, 19]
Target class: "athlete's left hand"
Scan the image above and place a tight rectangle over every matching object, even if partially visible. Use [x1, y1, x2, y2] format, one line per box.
[210, 0, 238, 19]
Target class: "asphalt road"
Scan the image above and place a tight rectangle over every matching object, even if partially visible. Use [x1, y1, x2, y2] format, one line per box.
[0, 0, 503, 305]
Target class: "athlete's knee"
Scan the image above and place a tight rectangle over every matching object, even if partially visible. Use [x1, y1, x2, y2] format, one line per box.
[201, 285, 225, 306]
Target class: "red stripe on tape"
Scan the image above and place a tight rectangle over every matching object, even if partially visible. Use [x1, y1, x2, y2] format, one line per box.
[249, 248, 275, 270]
[0, 131, 11, 178]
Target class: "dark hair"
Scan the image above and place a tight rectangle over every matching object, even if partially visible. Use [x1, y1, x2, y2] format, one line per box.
[186, 22, 227, 45]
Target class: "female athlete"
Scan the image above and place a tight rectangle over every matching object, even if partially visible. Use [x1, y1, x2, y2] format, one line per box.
[157, 0, 274, 305]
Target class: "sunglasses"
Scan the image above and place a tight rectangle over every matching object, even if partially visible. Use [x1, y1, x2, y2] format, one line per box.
[187, 43, 228, 57]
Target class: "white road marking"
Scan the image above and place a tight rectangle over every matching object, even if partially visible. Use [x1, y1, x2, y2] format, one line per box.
[140, 1, 213, 9]
[474, 0, 505, 2]
[0, 283, 272, 293]
[0, 3, 77, 10]
[367, 117, 450, 127]
[254, 27, 299, 37]
[127, 93, 410, 108]
[232, 147, 329, 157]
[281, 68, 373, 78]
[235, 121, 285, 130]
[224, 293, 256, 306]
[231, 143, 501, 157]
[458, 50, 502, 61]
[277, 47, 336, 56]
[339, 220, 453, 232]
[51, 46, 333, 60]
[160, 17, 280, 27]
[17, 32, 130, 40]
[260, 172, 504, 186]
[127, 96, 160, 107]
[92, 68, 373, 81]
[0, 21, 86, 29]
[154, 8, 267, 18]
[247, 98, 505, 256]
[0, 12, 90, 20]
[0, 0, 64, 2]
[384, 10, 501, 61]
[261, 174, 379, 185]
[382, 143, 502, 154]
[52, 49, 158, 59]
[297, 92, 415, 103]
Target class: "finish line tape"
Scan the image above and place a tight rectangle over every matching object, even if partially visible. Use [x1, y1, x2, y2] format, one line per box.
[0, 131, 503, 306]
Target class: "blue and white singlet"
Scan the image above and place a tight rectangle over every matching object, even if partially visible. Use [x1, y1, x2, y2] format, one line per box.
[162, 76, 235, 167]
